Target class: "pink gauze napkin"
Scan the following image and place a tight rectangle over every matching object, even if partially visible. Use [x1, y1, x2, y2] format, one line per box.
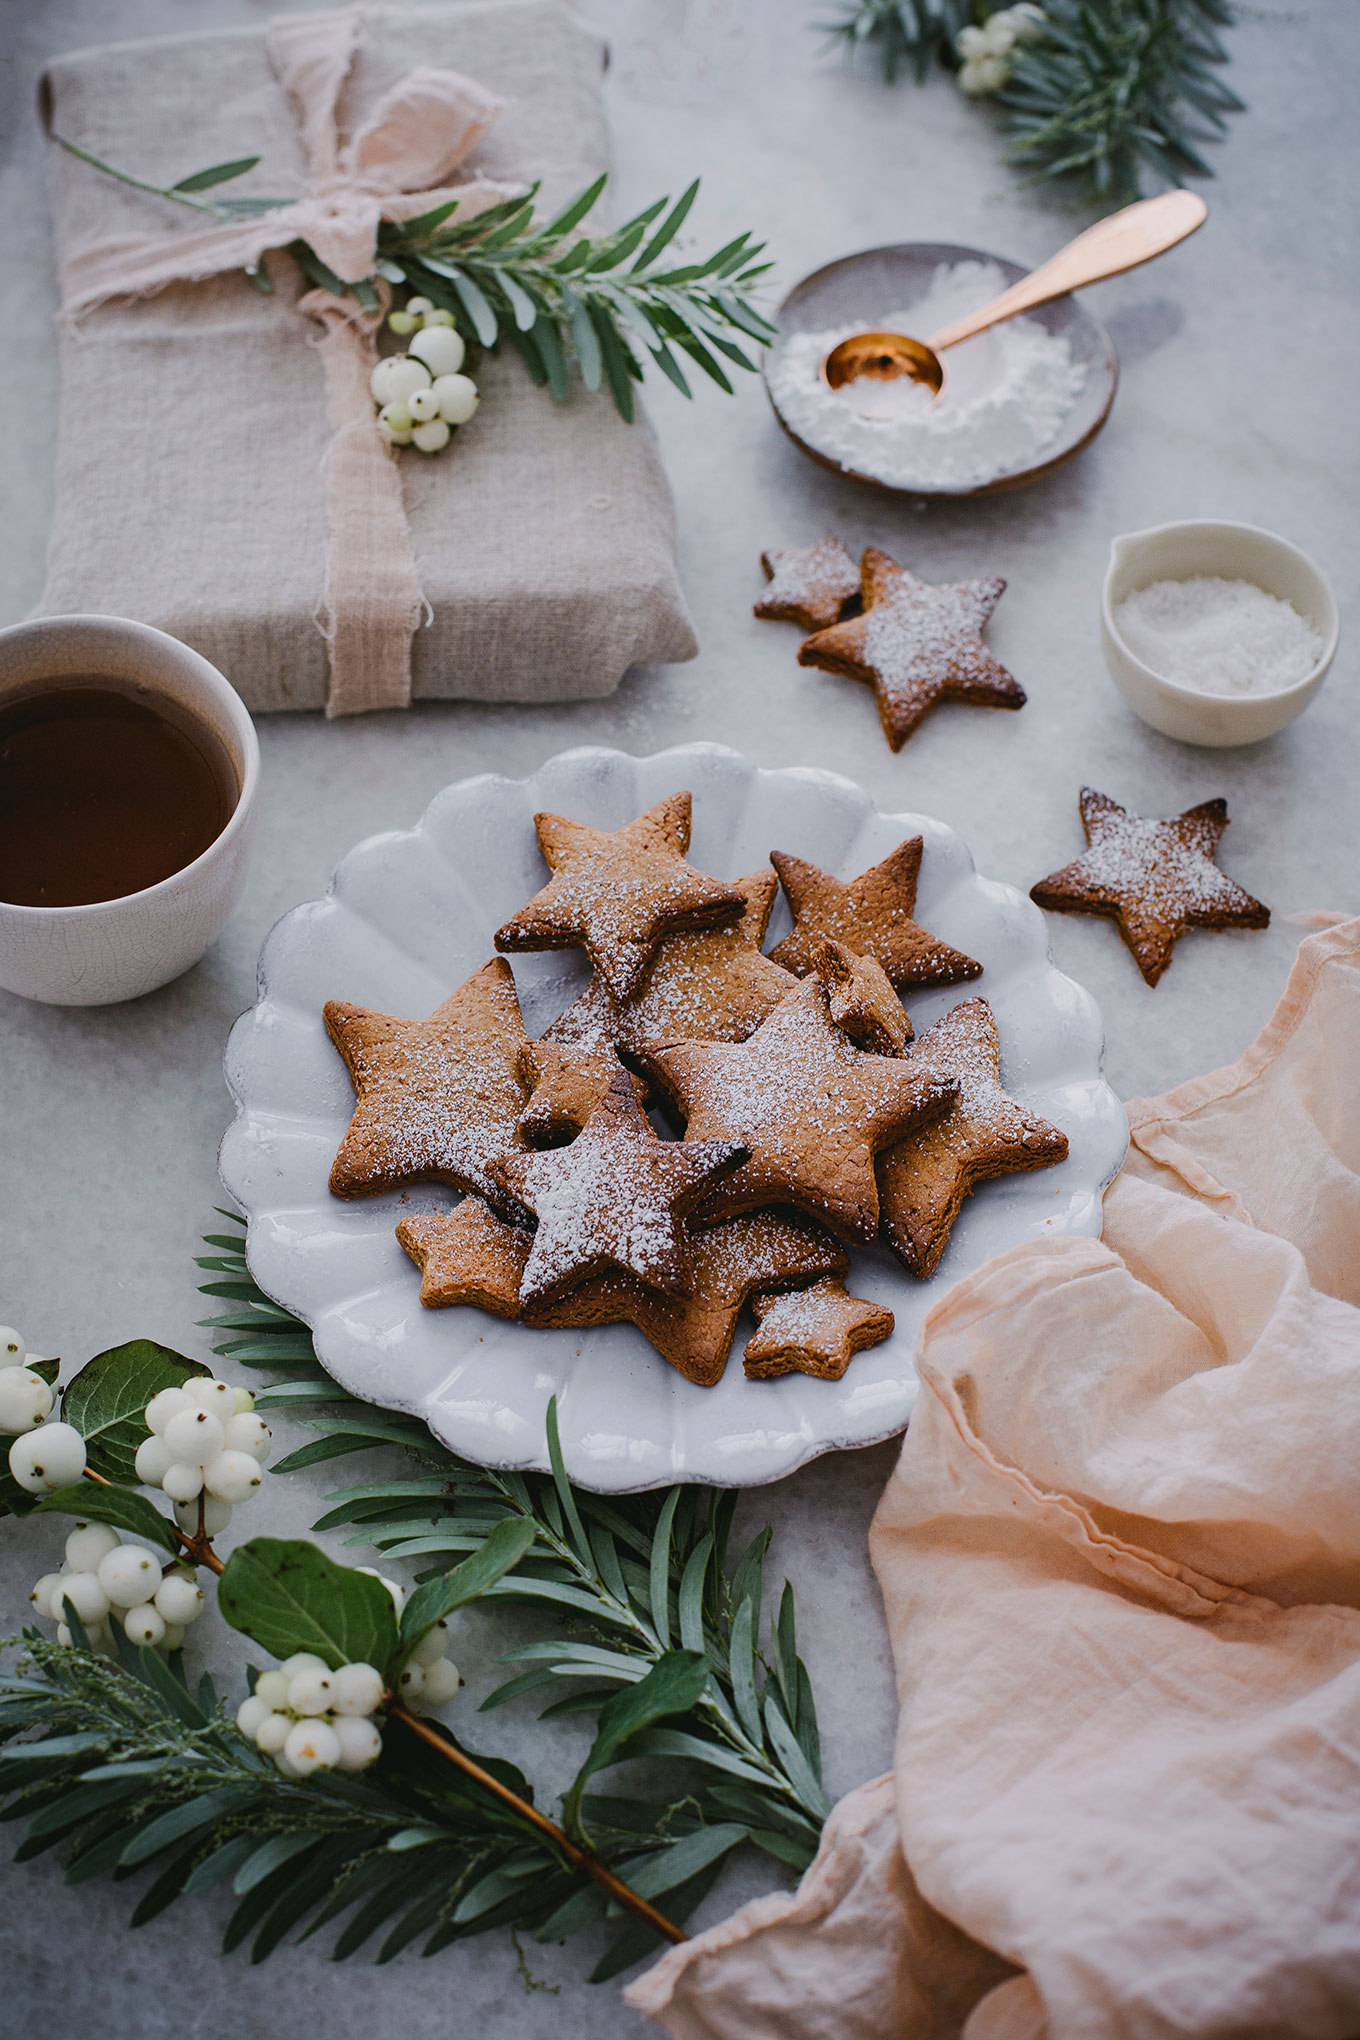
[629, 916, 1360, 2040]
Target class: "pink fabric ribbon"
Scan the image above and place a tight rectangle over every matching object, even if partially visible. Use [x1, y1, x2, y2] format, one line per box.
[57, 6, 509, 716]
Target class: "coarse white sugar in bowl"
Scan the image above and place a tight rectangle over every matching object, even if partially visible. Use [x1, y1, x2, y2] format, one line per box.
[766, 260, 1088, 494]
[1101, 520, 1340, 748]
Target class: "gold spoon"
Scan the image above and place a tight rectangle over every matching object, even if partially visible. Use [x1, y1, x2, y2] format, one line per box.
[822, 190, 1208, 400]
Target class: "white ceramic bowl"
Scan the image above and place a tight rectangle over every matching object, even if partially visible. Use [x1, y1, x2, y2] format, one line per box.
[1101, 519, 1338, 747]
[0, 615, 260, 1005]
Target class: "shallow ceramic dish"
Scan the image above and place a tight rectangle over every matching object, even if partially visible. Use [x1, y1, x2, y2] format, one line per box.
[220, 744, 1127, 1491]
[1101, 519, 1339, 747]
[765, 242, 1118, 500]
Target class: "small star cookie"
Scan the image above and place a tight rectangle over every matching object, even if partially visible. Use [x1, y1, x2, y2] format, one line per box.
[1029, 788, 1270, 986]
[743, 1276, 894, 1380]
[645, 975, 958, 1244]
[489, 1071, 746, 1310]
[495, 792, 745, 1001]
[808, 938, 911, 1055]
[770, 838, 981, 990]
[324, 959, 530, 1209]
[518, 1041, 646, 1145]
[396, 1197, 531, 1317]
[877, 997, 1068, 1279]
[525, 1208, 849, 1387]
[754, 532, 860, 631]
[544, 871, 796, 1061]
[798, 546, 1024, 750]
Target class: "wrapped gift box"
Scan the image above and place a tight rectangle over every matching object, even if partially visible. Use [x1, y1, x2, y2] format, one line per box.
[37, 0, 697, 712]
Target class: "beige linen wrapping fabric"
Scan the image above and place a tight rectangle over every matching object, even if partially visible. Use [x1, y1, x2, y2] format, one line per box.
[36, 1, 697, 714]
[629, 916, 1360, 2040]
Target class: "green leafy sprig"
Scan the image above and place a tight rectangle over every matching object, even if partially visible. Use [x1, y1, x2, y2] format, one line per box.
[819, 0, 1244, 204]
[55, 138, 775, 422]
[202, 1211, 830, 1971]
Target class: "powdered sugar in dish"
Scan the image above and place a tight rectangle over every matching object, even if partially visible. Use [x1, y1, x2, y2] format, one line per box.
[1113, 577, 1324, 697]
[768, 261, 1086, 492]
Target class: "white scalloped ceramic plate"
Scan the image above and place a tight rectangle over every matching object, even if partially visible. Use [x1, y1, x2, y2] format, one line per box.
[221, 744, 1127, 1491]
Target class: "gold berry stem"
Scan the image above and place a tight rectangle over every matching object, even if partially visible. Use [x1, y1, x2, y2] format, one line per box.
[388, 1700, 688, 1946]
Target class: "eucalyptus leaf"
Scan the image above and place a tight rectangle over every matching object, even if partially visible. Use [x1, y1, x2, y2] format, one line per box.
[218, 1537, 399, 1671]
[172, 154, 260, 192]
[561, 1650, 708, 1841]
[393, 1516, 535, 1672]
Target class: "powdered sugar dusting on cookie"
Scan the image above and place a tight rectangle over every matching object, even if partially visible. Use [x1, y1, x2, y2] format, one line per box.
[1079, 809, 1244, 920]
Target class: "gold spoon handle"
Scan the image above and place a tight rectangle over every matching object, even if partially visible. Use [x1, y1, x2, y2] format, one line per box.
[927, 190, 1208, 354]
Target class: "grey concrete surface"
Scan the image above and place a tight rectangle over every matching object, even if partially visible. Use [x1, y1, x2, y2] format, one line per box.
[1, 0, 1356, 2033]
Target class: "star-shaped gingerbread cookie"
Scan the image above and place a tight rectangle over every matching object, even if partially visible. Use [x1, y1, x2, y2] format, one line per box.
[324, 959, 530, 1208]
[489, 1071, 746, 1310]
[495, 792, 745, 1001]
[798, 546, 1024, 750]
[807, 938, 911, 1054]
[1029, 788, 1270, 987]
[754, 532, 860, 631]
[645, 975, 958, 1244]
[396, 1197, 531, 1317]
[743, 1276, 894, 1380]
[769, 838, 981, 990]
[525, 1208, 849, 1386]
[517, 1041, 646, 1145]
[544, 870, 796, 1061]
[877, 997, 1068, 1278]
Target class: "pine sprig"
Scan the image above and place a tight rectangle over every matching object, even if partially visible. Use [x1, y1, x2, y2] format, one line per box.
[820, 0, 1244, 204]
[55, 140, 775, 423]
[199, 1214, 830, 1974]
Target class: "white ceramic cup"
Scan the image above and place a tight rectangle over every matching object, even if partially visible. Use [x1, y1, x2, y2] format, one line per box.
[1101, 520, 1339, 747]
[0, 615, 260, 1005]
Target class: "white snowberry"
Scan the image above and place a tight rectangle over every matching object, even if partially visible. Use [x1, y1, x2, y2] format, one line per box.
[202, 1449, 262, 1502]
[162, 1407, 224, 1467]
[232, 1386, 255, 1415]
[288, 1666, 338, 1717]
[358, 1569, 407, 1613]
[397, 1661, 425, 1700]
[0, 1327, 26, 1368]
[9, 1422, 86, 1492]
[60, 1571, 112, 1625]
[185, 1378, 237, 1419]
[423, 307, 456, 329]
[412, 418, 451, 453]
[370, 355, 432, 407]
[408, 324, 466, 378]
[419, 1657, 462, 1707]
[254, 1710, 292, 1754]
[406, 385, 441, 423]
[96, 1543, 159, 1608]
[236, 1694, 272, 1740]
[254, 1668, 292, 1710]
[134, 1434, 175, 1487]
[331, 1715, 383, 1772]
[284, 1719, 342, 1775]
[145, 1387, 192, 1435]
[279, 1652, 329, 1679]
[222, 1412, 271, 1462]
[411, 1619, 450, 1668]
[30, 1572, 63, 1618]
[153, 1574, 204, 1625]
[404, 296, 434, 318]
[432, 372, 479, 426]
[122, 1603, 167, 1648]
[65, 1523, 120, 1572]
[162, 1461, 204, 1504]
[160, 1623, 186, 1652]
[378, 417, 414, 447]
[0, 1367, 54, 1434]
[386, 309, 418, 337]
[174, 1494, 232, 1537]
[331, 1661, 385, 1717]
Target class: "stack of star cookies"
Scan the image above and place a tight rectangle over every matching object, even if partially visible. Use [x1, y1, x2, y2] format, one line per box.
[322, 790, 1069, 1388]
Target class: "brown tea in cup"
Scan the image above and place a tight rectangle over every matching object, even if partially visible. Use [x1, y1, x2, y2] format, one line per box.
[0, 678, 239, 907]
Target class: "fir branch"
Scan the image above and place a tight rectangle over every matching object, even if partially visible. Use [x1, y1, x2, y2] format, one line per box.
[819, 0, 974, 82]
[199, 1213, 831, 1974]
[54, 142, 775, 422]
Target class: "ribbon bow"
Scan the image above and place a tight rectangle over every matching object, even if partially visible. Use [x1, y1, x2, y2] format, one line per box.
[57, 6, 510, 716]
